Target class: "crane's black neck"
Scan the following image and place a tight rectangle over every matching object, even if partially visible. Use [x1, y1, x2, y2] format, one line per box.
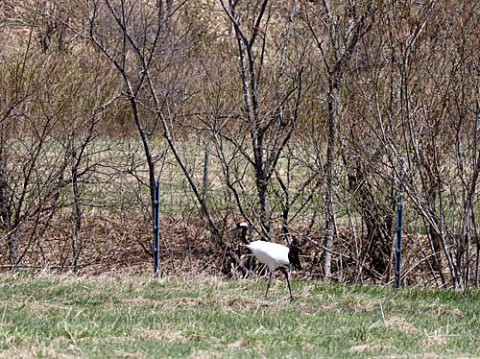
[236, 223, 250, 244]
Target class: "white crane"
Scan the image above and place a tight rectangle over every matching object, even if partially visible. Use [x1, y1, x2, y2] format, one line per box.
[237, 221, 301, 301]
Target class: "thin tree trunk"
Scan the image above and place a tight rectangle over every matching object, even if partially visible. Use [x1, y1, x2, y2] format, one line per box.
[322, 81, 339, 280]
[0, 147, 18, 267]
[71, 137, 82, 272]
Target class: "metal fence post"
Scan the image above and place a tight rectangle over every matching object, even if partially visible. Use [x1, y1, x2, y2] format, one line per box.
[153, 179, 160, 277]
[202, 147, 209, 212]
[395, 169, 404, 288]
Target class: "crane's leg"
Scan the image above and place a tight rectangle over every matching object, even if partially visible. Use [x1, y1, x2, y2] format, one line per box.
[265, 272, 273, 299]
[280, 267, 295, 302]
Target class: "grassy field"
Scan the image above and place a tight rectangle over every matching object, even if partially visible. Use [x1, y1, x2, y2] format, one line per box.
[0, 273, 479, 358]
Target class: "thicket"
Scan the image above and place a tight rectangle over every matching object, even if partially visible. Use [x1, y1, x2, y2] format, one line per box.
[1, 0, 480, 288]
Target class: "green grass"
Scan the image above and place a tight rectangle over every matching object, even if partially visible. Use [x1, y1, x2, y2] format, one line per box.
[1, 273, 480, 358]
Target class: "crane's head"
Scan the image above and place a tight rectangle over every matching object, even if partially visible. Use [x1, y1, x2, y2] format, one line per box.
[236, 221, 248, 229]
[236, 221, 249, 244]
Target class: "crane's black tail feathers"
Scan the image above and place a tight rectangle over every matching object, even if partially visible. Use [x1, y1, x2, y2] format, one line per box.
[288, 245, 302, 270]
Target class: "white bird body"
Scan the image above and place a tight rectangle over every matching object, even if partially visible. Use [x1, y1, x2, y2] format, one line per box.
[246, 241, 290, 272]
[236, 221, 301, 301]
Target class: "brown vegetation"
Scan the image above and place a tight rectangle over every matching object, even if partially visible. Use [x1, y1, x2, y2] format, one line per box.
[1, 0, 480, 288]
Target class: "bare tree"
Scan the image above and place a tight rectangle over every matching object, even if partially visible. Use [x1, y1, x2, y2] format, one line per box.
[86, 0, 251, 273]
[306, 0, 374, 280]
[218, 0, 306, 241]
